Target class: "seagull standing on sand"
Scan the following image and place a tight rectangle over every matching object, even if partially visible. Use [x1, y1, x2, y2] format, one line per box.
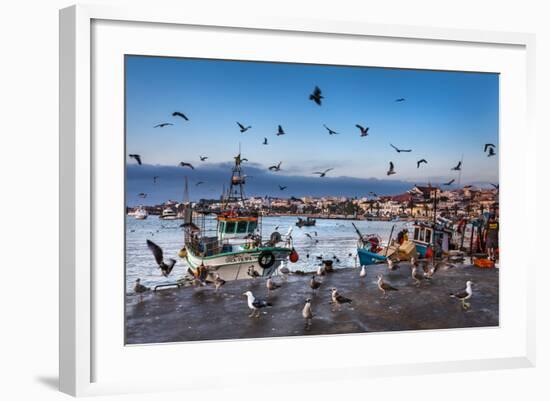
[310, 275, 322, 295]
[213, 273, 226, 291]
[411, 266, 428, 287]
[377, 274, 398, 297]
[330, 288, 353, 311]
[316, 265, 326, 276]
[133, 278, 149, 294]
[302, 299, 313, 330]
[146, 240, 176, 277]
[387, 259, 400, 271]
[278, 262, 290, 281]
[450, 280, 474, 309]
[247, 266, 260, 280]
[266, 277, 281, 294]
[243, 291, 272, 318]
[359, 265, 367, 278]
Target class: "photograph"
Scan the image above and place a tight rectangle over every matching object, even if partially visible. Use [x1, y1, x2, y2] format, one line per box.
[124, 55, 499, 344]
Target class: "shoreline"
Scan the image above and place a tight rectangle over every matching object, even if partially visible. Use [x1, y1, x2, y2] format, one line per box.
[126, 262, 498, 344]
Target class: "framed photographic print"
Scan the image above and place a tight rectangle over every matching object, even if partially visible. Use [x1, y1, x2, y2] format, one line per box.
[60, 4, 536, 396]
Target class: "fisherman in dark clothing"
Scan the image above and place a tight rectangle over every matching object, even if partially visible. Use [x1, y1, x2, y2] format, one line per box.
[485, 214, 499, 261]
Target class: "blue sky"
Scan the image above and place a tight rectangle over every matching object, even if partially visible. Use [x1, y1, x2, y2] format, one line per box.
[126, 55, 499, 205]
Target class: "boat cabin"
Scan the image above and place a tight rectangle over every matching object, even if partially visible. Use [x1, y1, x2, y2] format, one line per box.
[412, 222, 453, 258]
[217, 215, 259, 240]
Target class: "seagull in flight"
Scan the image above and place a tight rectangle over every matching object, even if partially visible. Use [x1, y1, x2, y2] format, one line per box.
[443, 179, 455, 186]
[178, 162, 194, 169]
[129, 154, 142, 165]
[451, 161, 462, 171]
[355, 124, 370, 137]
[263, 137, 268, 145]
[172, 111, 189, 121]
[487, 147, 496, 157]
[138, 192, 147, 198]
[484, 143, 496, 152]
[154, 122, 173, 128]
[195, 181, 204, 186]
[490, 183, 499, 190]
[323, 124, 340, 135]
[417, 159, 428, 168]
[387, 161, 396, 176]
[153, 176, 159, 184]
[395, 98, 406, 102]
[199, 155, 208, 161]
[268, 161, 282, 172]
[146, 239, 176, 277]
[390, 143, 412, 153]
[278, 185, 287, 191]
[313, 168, 334, 177]
[237, 122, 251, 133]
[276, 125, 286, 136]
[309, 86, 323, 105]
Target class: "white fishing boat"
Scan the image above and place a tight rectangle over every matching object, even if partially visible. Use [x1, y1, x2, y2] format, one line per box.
[160, 207, 177, 220]
[180, 152, 298, 281]
[134, 206, 148, 220]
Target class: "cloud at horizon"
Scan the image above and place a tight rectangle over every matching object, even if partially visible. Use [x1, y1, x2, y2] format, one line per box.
[126, 163, 496, 206]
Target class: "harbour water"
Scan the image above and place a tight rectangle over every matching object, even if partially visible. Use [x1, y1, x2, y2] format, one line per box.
[125, 215, 410, 292]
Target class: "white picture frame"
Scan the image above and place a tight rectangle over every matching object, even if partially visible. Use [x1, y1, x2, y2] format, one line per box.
[59, 4, 536, 397]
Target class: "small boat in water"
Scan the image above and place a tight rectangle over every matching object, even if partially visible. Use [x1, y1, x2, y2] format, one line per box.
[160, 207, 177, 220]
[134, 206, 148, 220]
[181, 152, 297, 281]
[296, 217, 316, 227]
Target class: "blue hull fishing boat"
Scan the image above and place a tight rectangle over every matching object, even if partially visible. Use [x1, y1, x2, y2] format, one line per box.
[352, 223, 390, 265]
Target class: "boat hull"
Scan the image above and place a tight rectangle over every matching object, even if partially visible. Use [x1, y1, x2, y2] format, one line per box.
[357, 248, 388, 266]
[185, 247, 293, 281]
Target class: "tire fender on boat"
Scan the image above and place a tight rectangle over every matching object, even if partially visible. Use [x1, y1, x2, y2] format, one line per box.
[258, 251, 275, 269]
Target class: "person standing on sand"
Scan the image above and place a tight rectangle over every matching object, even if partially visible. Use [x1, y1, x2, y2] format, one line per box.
[485, 214, 499, 261]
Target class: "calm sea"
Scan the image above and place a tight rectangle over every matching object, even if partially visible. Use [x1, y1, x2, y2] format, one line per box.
[125, 215, 410, 292]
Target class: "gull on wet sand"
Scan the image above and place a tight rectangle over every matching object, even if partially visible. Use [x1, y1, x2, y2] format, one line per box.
[377, 274, 398, 297]
[450, 280, 473, 309]
[302, 299, 313, 329]
[330, 288, 352, 311]
[133, 278, 150, 294]
[243, 291, 272, 318]
[310, 275, 322, 294]
[359, 265, 367, 278]
[278, 262, 290, 280]
[214, 273, 226, 291]
[266, 277, 281, 293]
[247, 266, 260, 280]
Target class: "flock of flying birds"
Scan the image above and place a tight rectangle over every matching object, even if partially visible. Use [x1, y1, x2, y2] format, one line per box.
[128, 85, 497, 197]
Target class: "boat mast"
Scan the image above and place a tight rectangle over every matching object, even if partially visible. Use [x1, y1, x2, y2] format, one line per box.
[223, 144, 247, 208]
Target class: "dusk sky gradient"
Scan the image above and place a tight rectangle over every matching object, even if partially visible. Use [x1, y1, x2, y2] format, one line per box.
[125, 55, 499, 205]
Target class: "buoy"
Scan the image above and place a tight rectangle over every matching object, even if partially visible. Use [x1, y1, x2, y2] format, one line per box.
[289, 248, 299, 263]
[178, 247, 187, 258]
